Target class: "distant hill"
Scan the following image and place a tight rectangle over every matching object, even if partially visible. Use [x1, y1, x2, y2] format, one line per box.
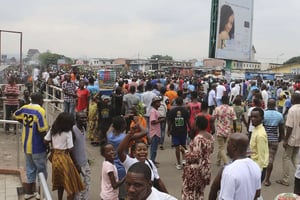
[283, 56, 300, 65]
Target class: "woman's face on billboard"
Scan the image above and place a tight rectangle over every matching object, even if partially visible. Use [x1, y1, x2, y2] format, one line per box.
[225, 14, 234, 32]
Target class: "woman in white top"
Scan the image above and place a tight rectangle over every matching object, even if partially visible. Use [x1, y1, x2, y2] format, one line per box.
[44, 112, 84, 200]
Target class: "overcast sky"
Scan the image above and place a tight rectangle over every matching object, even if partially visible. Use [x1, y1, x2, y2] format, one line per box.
[0, 0, 299, 63]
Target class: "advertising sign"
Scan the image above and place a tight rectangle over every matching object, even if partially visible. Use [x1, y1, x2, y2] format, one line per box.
[98, 69, 116, 89]
[215, 0, 253, 61]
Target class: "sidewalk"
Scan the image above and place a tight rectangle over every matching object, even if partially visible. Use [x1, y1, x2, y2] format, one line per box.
[0, 131, 25, 200]
[0, 174, 22, 200]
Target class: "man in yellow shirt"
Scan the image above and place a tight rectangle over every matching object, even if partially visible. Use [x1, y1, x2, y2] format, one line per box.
[250, 107, 269, 182]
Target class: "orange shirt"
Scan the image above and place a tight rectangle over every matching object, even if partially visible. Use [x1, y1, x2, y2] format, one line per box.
[165, 90, 178, 110]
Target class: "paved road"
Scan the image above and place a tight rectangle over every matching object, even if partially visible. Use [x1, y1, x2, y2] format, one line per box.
[0, 131, 297, 200]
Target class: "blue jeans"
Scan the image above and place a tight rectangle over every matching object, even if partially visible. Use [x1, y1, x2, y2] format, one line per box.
[150, 135, 160, 163]
[64, 101, 75, 115]
[25, 152, 47, 183]
[160, 121, 166, 145]
[216, 99, 222, 106]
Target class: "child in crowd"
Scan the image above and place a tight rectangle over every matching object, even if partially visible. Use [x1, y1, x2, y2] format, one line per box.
[128, 106, 148, 157]
[100, 143, 124, 200]
[117, 122, 169, 194]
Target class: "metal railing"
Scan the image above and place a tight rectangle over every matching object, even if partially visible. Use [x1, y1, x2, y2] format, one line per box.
[44, 85, 64, 126]
[0, 119, 21, 167]
[38, 172, 52, 200]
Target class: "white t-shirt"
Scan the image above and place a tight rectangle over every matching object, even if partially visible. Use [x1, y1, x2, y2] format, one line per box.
[230, 87, 239, 103]
[219, 158, 261, 200]
[158, 96, 168, 117]
[247, 107, 255, 132]
[216, 85, 226, 99]
[100, 160, 119, 200]
[44, 130, 73, 150]
[146, 187, 178, 200]
[33, 68, 40, 81]
[142, 91, 156, 117]
[208, 89, 216, 107]
[122, 155, 159, 181]
[42, 71, 50, 82]
[261, 90, 269, 110]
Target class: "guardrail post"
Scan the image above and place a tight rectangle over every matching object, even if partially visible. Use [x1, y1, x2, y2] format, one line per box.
[38, 172, 52, 200]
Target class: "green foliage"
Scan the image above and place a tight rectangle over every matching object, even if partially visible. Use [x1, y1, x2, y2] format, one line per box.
[283, 56, 300, 65]
[150, 54, 173, 61]
[136, 101, 145, 116]
[39, 51, 73, 67]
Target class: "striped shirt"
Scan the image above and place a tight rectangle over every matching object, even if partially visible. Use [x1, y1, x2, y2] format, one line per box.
[62, 81, 77, 103]
[4, 84, 20, 105]
[14, 104, 49, 154]
[263, 109, 284, 142]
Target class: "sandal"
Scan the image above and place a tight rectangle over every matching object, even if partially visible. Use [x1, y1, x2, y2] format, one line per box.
[276, 179, 289, 186]
[264, 181, 271, 186]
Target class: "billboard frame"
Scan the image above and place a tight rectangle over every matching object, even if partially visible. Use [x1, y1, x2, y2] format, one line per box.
[209, 0, 254, 62]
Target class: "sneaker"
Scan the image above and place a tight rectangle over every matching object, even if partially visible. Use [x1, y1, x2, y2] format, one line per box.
[176, 164, 182, 170]
[34, 192, 41, 200]
[182, 160, 186, 166]
[24, 193, 36, 200]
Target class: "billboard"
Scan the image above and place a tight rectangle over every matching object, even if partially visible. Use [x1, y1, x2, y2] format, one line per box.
[215, 0, 253, 61]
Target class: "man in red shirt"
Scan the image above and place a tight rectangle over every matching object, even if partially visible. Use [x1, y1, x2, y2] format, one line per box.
[4, 76, 20, 132]
[76, 80, 90, 112]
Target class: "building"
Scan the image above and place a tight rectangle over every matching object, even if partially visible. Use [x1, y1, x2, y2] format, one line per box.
[269, 63, 300, 74]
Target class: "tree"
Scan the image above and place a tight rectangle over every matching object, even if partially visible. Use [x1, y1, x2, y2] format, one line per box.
[39, 51, 73, 67]
[150, 54, 173, 61]
[283, 56, 300, 65]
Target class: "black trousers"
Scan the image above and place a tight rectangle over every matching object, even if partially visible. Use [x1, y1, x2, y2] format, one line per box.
[5, 104, 18, 131]
[295, 177, 300, 195]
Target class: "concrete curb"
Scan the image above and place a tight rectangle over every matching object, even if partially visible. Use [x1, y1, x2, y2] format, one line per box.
[0, 167, 27, 183]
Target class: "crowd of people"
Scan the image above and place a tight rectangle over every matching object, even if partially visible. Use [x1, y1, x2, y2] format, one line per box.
[4, 65, 300, 199]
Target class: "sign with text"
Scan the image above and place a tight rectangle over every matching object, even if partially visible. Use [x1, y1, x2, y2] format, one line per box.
[215, 0, 253, 61]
